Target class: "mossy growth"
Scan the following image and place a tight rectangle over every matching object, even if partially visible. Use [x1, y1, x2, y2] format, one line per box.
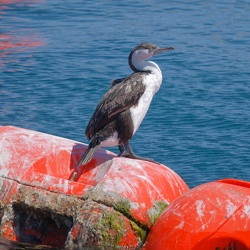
[94, 211, 125, 246]
[130, 220, 147, 243]
[148, 200, 168, 226]
[114, 199, 148, 243]
[114, 199, 131, 218]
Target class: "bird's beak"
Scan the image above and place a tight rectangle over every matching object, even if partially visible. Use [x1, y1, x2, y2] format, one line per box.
[153, 46, 175, 56]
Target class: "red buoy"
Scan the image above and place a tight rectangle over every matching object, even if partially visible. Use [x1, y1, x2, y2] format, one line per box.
[143, 179, 250, 250]
[0, 126, 189, 248]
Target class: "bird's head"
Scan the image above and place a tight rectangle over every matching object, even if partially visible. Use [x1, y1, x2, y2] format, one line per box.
[128, 42, 174, 72]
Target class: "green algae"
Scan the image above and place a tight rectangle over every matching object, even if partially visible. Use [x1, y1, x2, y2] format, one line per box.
[148, 200, 168, 225]
[113, 199, 131, 218]
[114, 199, 149, 243]
[130, 220, 147, 243]
[94, 211, 125, 246]
[114, 199, 168, 242]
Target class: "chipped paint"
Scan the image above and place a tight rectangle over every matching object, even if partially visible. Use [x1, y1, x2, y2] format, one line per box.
[143, 181, 250, 250]
[195, 200, 205, 218]
[0, 141, 12, 172]
[225, 200, 237, 218]
[176, 220, 185, 229]
[243, 204, 250, 219]
[0, 126, 189, 248]
[94, 160, 112, 183]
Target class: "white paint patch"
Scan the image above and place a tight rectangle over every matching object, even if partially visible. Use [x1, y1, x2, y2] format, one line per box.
[63, 180, 69, 193]
[226, 200, 237, 218]
[176, 220, 185, 229]
[0, 149, 11, 176]
[131, 202, 139, 210]
[43, 174, 52, 184]
[243, 204, 250, 219]
[216, 198, 222, 206]
[0, 140, 12, 169]
[95, 160, 112, 183]
[103, 176, 135, 197]
[195, 200, 205, 218]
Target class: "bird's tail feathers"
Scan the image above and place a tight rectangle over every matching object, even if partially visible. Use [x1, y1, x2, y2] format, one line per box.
[76, 146, 97, 167]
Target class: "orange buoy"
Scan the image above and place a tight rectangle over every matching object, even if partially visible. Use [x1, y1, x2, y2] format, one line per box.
[143, 179, 250, 250]
[0, 126, 189, 248]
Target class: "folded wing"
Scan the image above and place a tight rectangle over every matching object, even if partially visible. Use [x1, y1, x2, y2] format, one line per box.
[85, 72, 147, 140]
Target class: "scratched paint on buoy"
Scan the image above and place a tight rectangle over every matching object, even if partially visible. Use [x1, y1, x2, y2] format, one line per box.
[0, 126, 189, 248]
[195, 200, 205, 218]
[143, 180, 250, 250]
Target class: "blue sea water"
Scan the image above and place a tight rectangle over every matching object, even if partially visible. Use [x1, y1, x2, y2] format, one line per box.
[1, 0, 250, 187]
[0, 0, 250, 248]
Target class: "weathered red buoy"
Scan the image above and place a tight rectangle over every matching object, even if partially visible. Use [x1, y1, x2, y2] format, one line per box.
[143, 179, 250, 250]
[0, 126, 189, 248]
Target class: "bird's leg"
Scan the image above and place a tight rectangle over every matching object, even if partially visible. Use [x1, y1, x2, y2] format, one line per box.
[118, 144, 130, 157]
[123, 141, 160, 164]
[118, 144, 125, 155]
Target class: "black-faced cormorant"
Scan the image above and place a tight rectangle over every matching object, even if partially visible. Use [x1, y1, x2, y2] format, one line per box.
[70, 42, 174, 181]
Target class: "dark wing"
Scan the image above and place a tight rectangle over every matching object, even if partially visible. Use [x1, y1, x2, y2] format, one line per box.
[85, 72, 147, 140]
[110, 77, 127, 88]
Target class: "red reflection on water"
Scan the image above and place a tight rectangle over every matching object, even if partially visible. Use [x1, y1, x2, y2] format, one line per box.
[0, 34, 44, 51]
[0, 0, 43, 6]
[0, 0, 45, 69]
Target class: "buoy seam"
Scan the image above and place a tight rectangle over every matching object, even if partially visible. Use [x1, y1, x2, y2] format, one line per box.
[0, 176, 85, 201]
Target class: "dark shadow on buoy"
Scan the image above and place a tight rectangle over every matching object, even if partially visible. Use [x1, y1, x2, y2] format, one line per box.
[68, 143, 116, 182]
[13, 203, 73, 248]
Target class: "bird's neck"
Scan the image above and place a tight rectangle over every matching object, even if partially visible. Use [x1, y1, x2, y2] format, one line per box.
[139, 61, 163, 94]
[132, 57, 161, 74]
[131, 57, 163, 92]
